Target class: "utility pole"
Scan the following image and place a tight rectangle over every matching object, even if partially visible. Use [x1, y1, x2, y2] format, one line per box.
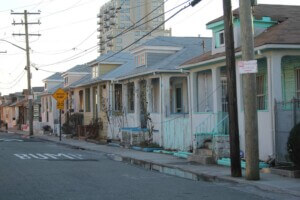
[223, 0, 242, 177]
[12, 10, 41, 136]
[239, 0, 260, 180]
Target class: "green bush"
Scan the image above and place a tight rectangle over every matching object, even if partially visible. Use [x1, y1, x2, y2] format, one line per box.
[287, 123, 300, 167]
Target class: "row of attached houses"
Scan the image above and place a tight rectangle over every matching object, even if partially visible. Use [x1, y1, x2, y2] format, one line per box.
[0, 87, 44, 131]
[19, 4, 300, 163]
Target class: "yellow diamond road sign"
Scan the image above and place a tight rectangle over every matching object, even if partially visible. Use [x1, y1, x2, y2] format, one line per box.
[56, 100, 64, 110]
[52, 88, 68, 101]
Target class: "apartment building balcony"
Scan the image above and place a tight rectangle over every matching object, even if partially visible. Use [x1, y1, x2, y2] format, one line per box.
[97, 20, 103, 25]
[104, 15, 110, 21]
[110, 20, 116, 26]
[109, 5, 115, 10]
[107, 41, 113, 47]
[104, 23, 110, 29]
[97, 13, 103, 18]
[104, 9, 109, 14]
[107, 34, 113, 39]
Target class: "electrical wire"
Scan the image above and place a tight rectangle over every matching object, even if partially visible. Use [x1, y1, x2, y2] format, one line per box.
[0, 69, 25, 85]
[0, 71, 26, 89]
[94, 2, 192, 64]
[34, 0, 191, 69]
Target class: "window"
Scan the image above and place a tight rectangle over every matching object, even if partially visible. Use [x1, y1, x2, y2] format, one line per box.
[197, 70, 213, 112]
[128, 83, 134, 112]
[175, 87, 182, 113]
[221, 77, 228, 112]
[114, 84, 122, 111]
[135, 53, 146, 67]
[296, 68, 300, 99]
[256, 75, 265, 110]
[85, 88, 91, 112]
[152, 78, 160, 113]
[92, 66, 98, 78]
[219, 31, 225, 46]
[64, 77, 68, 85]
[45, 83, 47, 90]
[79, 90, 84, 111]
[49, 97, 52, 112]
[92, 87, 98, 116]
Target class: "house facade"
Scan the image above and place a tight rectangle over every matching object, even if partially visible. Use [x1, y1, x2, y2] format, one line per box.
[89, 36, 212, 149]
[180, 4, 300, 162]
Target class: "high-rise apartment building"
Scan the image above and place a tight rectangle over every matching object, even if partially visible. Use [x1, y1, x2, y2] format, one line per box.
[97, 0, 171, 54]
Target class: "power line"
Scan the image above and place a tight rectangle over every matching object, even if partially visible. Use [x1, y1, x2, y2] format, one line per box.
[34, 0, 190, 69]
[95, 2, 192, 64]
[0, 71, 26, 89]
[0, 69, 25, 85]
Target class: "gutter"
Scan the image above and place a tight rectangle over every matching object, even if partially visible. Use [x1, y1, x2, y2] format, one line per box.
[179, 44, 300, 70]
[116, 69, 189, 81]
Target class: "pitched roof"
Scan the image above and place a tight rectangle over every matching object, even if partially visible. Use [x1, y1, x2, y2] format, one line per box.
[182, 4, 300, 67]
[77, 52, 135, 87]
[44, 72, 63, 81]
[32, 87, 44, 93]
[65, 64, 91, 73]
[67, 74, 93, 89]
[117, 36, 212, 79]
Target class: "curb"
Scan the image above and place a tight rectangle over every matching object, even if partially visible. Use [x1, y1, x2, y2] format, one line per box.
[15, 133, 300, 198]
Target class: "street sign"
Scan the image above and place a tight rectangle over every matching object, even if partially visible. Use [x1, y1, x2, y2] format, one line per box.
[238, 60, 258, 74]
[56, 100, 64, 110]
[52, 88, 68, 101]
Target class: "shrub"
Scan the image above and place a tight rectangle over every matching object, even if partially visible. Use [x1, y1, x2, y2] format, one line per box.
[42, 125, 51, 132]
[287, 123, 300, 167]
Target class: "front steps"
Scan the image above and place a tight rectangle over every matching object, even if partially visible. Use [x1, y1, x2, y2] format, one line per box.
[188, 140, 215, 165]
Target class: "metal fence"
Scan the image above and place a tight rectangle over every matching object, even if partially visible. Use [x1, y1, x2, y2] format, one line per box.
[275, 99, 300, 164]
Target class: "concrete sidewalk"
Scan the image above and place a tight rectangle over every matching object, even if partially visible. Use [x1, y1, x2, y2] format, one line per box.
[8, 129, 300, 198]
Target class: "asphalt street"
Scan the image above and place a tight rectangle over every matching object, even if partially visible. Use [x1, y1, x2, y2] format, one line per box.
[0, 132, 271, 200]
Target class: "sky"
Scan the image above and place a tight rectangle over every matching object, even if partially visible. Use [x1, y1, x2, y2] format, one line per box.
[0, 0, 300, 95]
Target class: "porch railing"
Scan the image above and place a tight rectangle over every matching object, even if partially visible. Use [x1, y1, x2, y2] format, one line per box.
[194, 112, 229, 148]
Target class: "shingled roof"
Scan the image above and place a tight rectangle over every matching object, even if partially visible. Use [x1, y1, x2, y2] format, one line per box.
[182, 4, 300, 67]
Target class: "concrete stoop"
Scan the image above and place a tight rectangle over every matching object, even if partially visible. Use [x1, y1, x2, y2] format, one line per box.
[188, 141, 215, 165]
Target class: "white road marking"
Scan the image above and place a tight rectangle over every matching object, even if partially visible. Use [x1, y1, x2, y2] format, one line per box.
[0, 139, 23, 142]
[14, 153, 84, 160]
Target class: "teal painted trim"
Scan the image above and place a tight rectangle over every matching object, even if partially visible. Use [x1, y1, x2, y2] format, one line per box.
[207, 20, 224, 29]
[253, 20, 276, 28]
[193, 112, 214, 114]
[257, 110, 269, 112]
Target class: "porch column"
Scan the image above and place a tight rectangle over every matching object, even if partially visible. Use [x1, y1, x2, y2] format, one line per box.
[190, 72, 197, 113]
[146, 78, 152, 113]
[122, 83, 128, 113]
[161, 76, 170, 117]
[90, 86, 93, 115]
[269, 54, 283, 102]
[134, 80, 141, 127]
[97, 84, 101, 116]
[212, 67, 221, 113]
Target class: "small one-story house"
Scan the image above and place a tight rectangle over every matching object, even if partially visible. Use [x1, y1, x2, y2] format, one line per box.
[179, 4, 300, 162]
[40, 65, 91, 135]
[74, 52, 135, 141]
[95, 36, 212, 149]
[40, 72, 64, 133]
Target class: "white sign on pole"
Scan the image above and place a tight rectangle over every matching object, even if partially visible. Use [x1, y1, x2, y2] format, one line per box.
[238, 60, 258, 74]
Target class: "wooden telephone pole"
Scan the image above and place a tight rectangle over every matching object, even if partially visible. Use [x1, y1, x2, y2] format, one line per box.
[12, 10, 41, 136]
[239, 0, 260, 180]
[222, 0, 242, 177]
